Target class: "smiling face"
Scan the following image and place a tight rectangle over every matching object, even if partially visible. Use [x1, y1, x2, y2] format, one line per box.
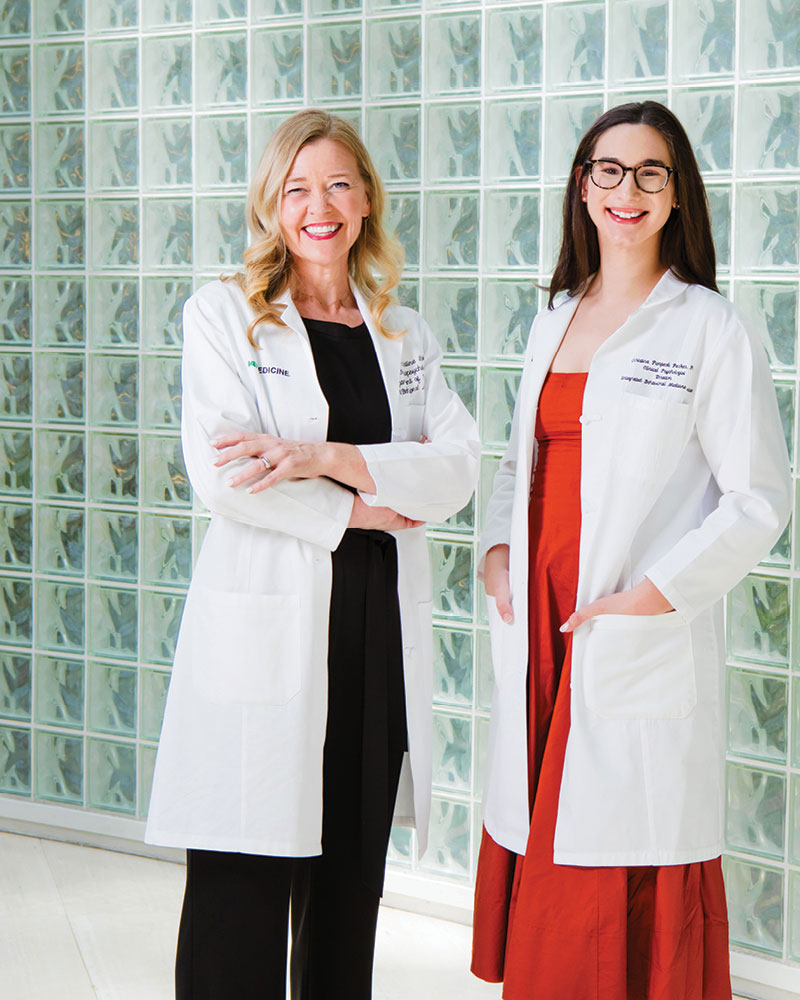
[278, 137, 371, 283]
[581, 123, 677, 263]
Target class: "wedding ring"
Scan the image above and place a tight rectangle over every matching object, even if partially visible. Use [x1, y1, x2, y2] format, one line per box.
[261, 455, 272, 472]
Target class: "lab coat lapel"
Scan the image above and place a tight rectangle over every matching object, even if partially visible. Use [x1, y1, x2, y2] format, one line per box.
[351, 281, 402, 427]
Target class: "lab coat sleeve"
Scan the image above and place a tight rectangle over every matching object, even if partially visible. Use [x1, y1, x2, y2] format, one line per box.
[181, 292, 354, 551]
[356, 320, 480, 523]
[645, 312, 792, 620]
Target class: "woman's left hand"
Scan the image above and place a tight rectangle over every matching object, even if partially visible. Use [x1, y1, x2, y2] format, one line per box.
[560, 577, 674, 633]
[212, 431, 328, 493]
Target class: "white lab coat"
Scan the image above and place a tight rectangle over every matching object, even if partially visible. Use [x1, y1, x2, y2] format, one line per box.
[480, 270, 792, 866]
[144, 279, 480, 857]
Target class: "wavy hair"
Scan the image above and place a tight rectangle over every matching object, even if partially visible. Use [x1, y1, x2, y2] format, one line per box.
[548, 102, 718, 308]
[227, 109, 404, 344]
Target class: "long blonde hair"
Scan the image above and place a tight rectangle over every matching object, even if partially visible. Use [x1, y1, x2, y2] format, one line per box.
[229, 109, 404, 345]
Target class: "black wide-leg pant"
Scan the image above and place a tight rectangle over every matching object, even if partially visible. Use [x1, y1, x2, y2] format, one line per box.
[175, 530, 407, 1000]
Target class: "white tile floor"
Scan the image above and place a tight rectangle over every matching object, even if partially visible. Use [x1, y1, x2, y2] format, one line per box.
[0, 831, 501, 1000]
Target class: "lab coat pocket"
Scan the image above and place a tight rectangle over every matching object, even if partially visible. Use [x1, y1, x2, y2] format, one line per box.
[189, 588, 301, 706]
[583, 612, 696, 720]
[616, 393, 692, 484]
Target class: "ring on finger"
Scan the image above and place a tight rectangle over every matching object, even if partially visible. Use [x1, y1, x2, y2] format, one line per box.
[260, 454, 272, 472]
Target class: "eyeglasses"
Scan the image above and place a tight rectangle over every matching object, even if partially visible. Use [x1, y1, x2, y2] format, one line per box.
[584, 159, 675, 194]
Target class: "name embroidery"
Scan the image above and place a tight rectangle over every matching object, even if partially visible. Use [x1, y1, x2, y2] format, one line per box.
[399, 354, 424, 396]
[621, 357, 694, 395]
[248, 360, 290, 377]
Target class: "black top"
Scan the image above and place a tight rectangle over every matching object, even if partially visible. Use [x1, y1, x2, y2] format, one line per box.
[303, 318, 391, 448]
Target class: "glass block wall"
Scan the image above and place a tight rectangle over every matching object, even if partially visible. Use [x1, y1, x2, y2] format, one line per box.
[0, 0, 798, 988]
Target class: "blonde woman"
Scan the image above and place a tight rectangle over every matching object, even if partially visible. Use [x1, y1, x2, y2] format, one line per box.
[145, 109, 480, 999]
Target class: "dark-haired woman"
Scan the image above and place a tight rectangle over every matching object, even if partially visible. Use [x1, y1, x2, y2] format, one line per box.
[471, 102, 791, 998]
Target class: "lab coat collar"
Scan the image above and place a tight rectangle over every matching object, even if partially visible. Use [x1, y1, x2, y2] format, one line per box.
[557, 268, 690, 315]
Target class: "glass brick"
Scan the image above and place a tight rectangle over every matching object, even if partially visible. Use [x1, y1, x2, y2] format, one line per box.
[141, 435, 191, 507]
[89, 199, 138, 269]
[485, 6, 542, 94]
[251, 28, 304, 104]
[421, 278, 477, 356]
[139, 743, 157, 816]
[741, 0, 800, 77]
[790, 870, 800, 961]
[35, 654, 83, 728]
[425, 103, 480, 182]
[141, 118, 192, 190]
[671, 88, 733, 174]
[387, 826, 412, 867]
[424, 192, 479, 270]
[0, 201, 31, 268]
[87, 0, 137, 32]
[483, 190, 539, 272]
[794, 684, 800, 765]
[735, 283, 798, 373]
[366, 17, 421, 99]
[365, 106, 419, 184]
[475, 628, 493, 712]
[36, 580, 83, 652]
[140, 590, 185, 665]
[474, 715, 490, 799]
[309, 23, 362, 102]
[767, 516, 792, 570]
[35, 730, 83, 804]
[87, 508, 138, 582]
[396, 279, 418, 311]
[88, 354, 137, 427]
[34, 277, 83, 346]
[196, 116, 247, 190]
[142, 0, 191, 29]
[87, 737, 135, 813]
[481, 279, 538, 360]
[89, 432, 138, 504]
[0, 428, 31, 495]
[195, 198, 246, 270]
[0, 45, 28, 114]
[546, 3, 604, 90]
[432, 711, 472, 792]
[673, 0, 733, 80]
[418, 796, 470, 879]
[35, 122, 84, 193]
[386, 193, 419, 269]
[310, 0, 360, 13]
[35, 353, 84, 423]
[141, 513, 191, 587]
[0, 652, 30, 720]
[88, 40, 138, 112]
[88, 121, 137, 191]
[195, 32, 247, 108]
[544, 94, 604, 182]
[35, 1, 85, 35]
[36, 199, 84, 268]
[774, 381, 795, 468]
[433, 627, 472, 708]
[728, 669, 787, 764]
[0, 1, 29, 36]
[430, 540, 473, 621]
[195, 0, 247, 21]
[0, 123, 29, 190]
[35, 430, 83, 500]
[724, 856, 784, 956]
[609, 0, 667, 83]
[140, 668, 170, 742]
[34, 44, 84, 115]
[0, 502, 31, 569]
[481, 368, 521, 449]
[87, 584, 137, 661]
[0, 577, 31, 646]
[143, 198, 193, 269]
[727, 574, 790, 668]
[367, 0, 419, 10]
[36, 505, 84, 576]
[738, 85, 800, 175]
[142, 278, 190, 351]
[484, 99, 540, 184]
[141, 355, 181, 429]
[442, 365, 476, 418]
[0, 725, 29, 795]
[88, 279, 138, 349]
[707, 185, 731, 269]
[790, 774, 800, 866]
[726, 763, 785, 860]
[141, 34, 192, 111]
[0, 352, 30, 420]
[735, 184, 799, 272]
[0, 277, 31, 343]
[425, 14, 480, 98]
[87, 662, 136, 736]
[251, 112, 295, 172]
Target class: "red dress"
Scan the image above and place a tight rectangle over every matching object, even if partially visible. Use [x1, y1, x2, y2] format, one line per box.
[471, 372, 731, 999]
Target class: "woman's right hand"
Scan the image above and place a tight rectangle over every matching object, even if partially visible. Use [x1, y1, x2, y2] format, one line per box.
[484, 544, 513, 623]
[348, 495, 425, 532]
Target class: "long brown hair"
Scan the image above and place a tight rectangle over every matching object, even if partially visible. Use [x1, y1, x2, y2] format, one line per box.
[229, 109, 404, 344]
[548, 102, 718, 308]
